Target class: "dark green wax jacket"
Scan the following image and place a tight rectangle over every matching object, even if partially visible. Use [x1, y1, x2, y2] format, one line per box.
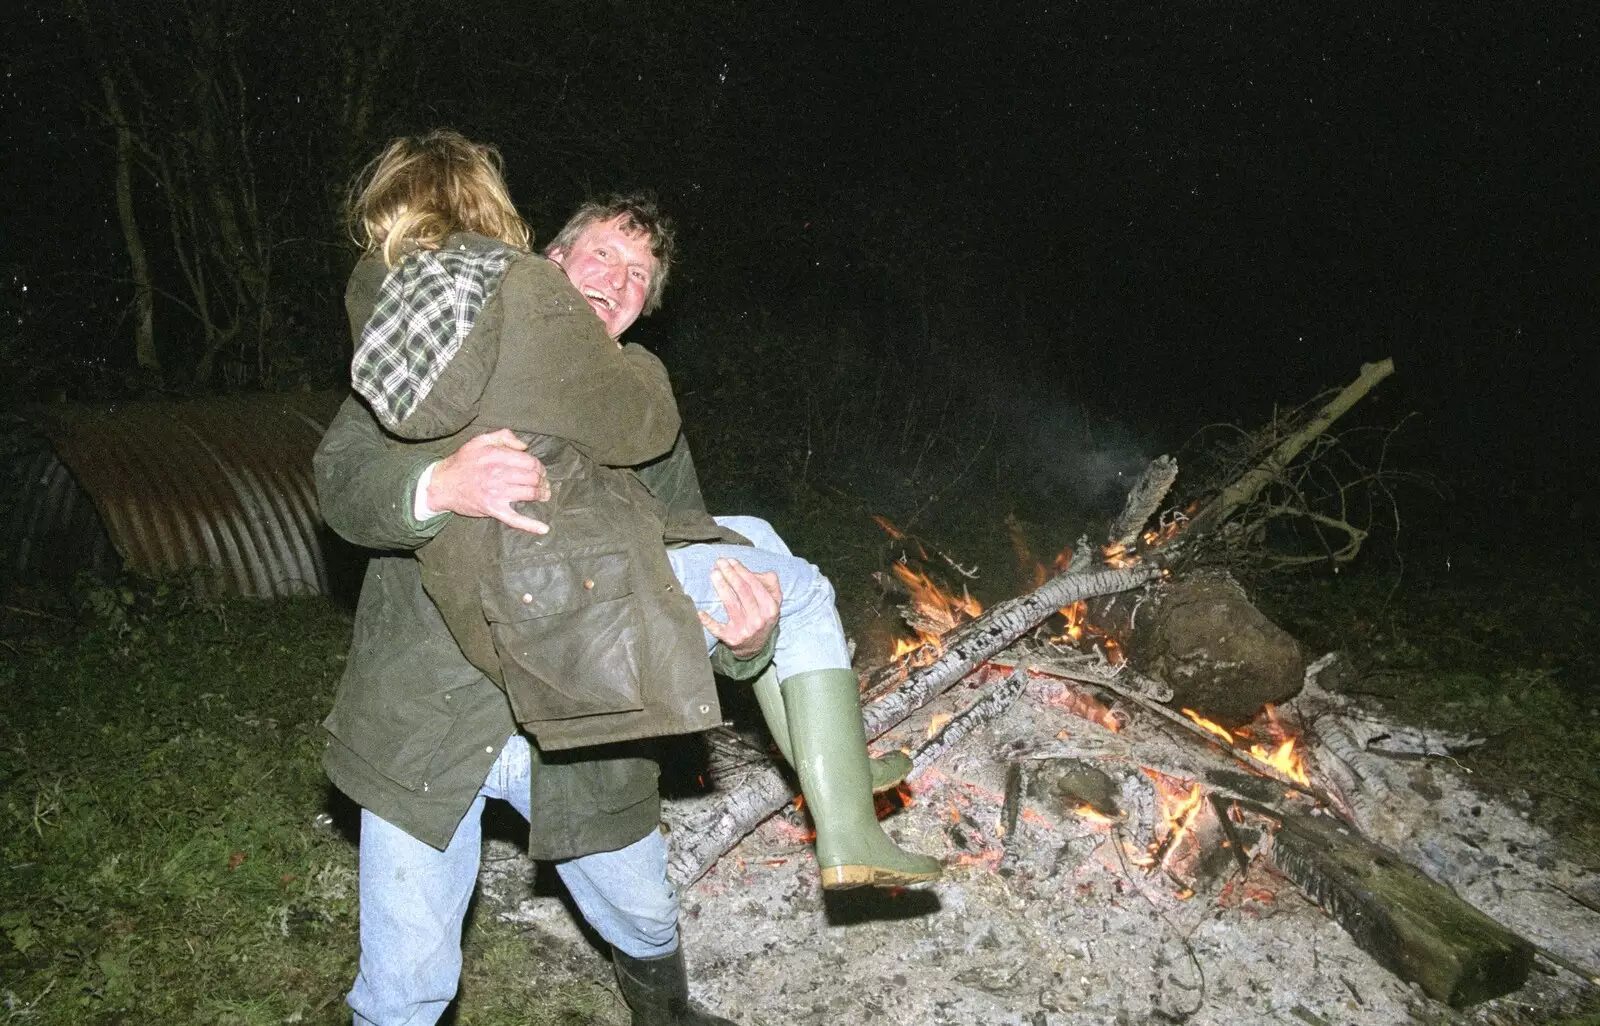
[347, 238, 747, 751]
[314, 396, 769, 855]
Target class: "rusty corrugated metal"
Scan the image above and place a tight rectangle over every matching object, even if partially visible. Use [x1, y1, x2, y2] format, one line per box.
[9, 447, 121, 584]
[18, 391, 346, 598]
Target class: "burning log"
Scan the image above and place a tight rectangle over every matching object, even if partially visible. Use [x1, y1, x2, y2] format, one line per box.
[663, 564, 1160, 885]
[1106, 455, 1179, 552]
[1259, 804, 1535, 1007]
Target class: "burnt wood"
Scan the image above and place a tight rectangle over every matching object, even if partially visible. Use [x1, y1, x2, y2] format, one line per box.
[1266, 808, 1534, 1007]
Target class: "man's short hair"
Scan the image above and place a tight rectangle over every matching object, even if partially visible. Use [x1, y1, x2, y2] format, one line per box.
[544, 192, 677, 315]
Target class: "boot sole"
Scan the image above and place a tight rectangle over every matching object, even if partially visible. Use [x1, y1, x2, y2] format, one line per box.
[821, 863, 942, 889]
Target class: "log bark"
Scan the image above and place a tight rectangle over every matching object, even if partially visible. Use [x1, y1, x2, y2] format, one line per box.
[1107, 455, 1179, 550]
[664, 564, 1160, 885]
[1262, 806, 1534, 1007]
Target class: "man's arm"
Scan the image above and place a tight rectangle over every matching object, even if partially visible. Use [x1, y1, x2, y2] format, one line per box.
[314, 396, 550, 550]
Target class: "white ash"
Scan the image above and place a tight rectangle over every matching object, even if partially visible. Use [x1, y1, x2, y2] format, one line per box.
[481, 675, 1598, 1025]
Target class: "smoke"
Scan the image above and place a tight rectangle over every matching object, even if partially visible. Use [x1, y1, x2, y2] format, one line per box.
[1003, 399, 1153, 514]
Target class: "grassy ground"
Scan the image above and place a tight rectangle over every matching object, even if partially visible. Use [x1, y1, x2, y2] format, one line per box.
[0, 582, 625, 1025]
[3, 523, 1598, 1023]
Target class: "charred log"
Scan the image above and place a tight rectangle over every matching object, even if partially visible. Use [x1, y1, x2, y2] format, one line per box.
[1262, 806, 1534, 1007]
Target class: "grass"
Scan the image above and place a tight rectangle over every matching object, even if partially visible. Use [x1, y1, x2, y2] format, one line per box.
[2, 527, 1597, 1023]
[0, 580, 625, 1025]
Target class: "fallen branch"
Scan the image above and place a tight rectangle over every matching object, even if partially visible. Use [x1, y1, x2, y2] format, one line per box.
[860, 565, 1161, 731]
[1181, 358, 1395, 543]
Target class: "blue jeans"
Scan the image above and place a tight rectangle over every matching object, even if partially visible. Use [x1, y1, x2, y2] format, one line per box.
[666, 515, 851, 678]
[348, 734, 678, 1026]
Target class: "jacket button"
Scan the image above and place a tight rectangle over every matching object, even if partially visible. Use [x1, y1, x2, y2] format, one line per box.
[699, 704, 711, 714]
[521, 592, 533, 604]
[583, 579, 595, 590]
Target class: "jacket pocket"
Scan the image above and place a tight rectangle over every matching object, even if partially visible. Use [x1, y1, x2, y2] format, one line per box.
[481, 546, 644, 721]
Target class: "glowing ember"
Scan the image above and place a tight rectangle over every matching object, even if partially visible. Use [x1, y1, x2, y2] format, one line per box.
[871, 514, 905, 539]
[769, 817, 815, 846]
[1039, 683, 1123, 732]
[1074, 804, 1117, 827]
[952, 849, 1004, 871]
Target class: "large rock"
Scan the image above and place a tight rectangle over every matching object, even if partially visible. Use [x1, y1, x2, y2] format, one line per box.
[1126, 571, 1304, 726]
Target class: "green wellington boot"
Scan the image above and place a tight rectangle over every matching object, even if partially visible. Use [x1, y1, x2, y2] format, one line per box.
[780, 668, 943, 889]
[614, 946, 738, 1026]
[751, 666, 912, 794]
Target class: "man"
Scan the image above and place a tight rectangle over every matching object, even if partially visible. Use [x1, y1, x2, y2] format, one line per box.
[316, 194, 776, 1026]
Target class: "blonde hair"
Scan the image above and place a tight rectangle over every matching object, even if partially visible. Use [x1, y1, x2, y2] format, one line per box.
[346, 130, 532, 267]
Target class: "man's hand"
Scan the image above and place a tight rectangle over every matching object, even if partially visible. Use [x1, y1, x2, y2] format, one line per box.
[427, 429, 552, 534]
[698, 557, 781, 661]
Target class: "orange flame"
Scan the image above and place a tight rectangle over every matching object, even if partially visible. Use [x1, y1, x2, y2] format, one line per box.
[872, 514, 905, 540]
[886, 560, 983, 666]
[1248, 737, 1309, 786]
[926, 712, 953, 739]
[1183, 705, 1311, 786]
[1181, 708, 1236, 744]
[1143, 769, 1207, 865]
[1047, 599, 1126, 664]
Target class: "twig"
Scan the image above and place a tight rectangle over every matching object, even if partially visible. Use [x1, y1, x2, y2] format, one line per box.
[2, 604, 71, 623]
[1183, 358, 1395, 542]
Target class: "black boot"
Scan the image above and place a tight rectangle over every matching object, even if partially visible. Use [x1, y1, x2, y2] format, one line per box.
[613, 947, 738, 1026]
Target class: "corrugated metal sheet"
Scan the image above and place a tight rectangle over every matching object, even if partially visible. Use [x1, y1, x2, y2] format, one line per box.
[15, 391, 347, 598]
[9, 447, 121, 584]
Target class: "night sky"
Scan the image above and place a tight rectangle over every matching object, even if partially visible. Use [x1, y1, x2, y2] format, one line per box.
[3, 1, 1595, 513]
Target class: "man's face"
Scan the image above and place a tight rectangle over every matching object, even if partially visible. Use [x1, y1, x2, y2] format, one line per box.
[547, 215, 658, 339]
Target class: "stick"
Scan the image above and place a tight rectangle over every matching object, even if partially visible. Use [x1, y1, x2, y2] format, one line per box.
[908, 668, 1028, 775]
